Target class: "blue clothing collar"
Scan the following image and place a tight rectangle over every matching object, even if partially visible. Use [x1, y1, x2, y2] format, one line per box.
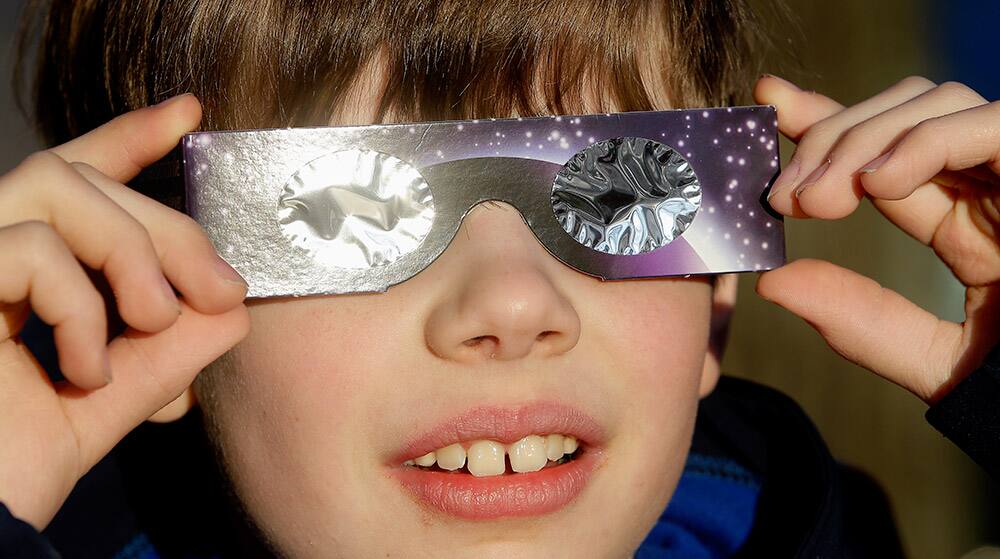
[635, 453, 760, 558]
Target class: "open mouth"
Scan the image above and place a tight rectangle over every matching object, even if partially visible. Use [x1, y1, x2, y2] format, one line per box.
[390, 402, 605, 519]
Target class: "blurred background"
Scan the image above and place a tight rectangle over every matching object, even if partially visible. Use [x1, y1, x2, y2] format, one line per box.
[1, 1, 997, 558]
[726, 1, 1000, 558]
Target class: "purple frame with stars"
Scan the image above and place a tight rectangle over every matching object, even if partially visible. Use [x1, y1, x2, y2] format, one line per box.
[184, 106, 785, 298]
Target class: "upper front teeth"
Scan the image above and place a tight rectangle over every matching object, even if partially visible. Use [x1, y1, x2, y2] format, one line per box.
[436, 443, 466, 471]
[403, 434, 581, 477]
[467, 440, 506, 476]
[509, 435, 547, 473]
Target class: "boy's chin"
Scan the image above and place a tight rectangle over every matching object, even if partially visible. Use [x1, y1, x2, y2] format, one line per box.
[245, 458, 677, 559]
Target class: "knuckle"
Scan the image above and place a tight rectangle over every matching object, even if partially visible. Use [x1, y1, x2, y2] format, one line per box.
[22, 150, 64, 170]
[14, 151, 65, 186]
[114, 216, 156, 256]
[154, 211, 212, 263]
[16, 220, 64, 266]
[17, 219, 59, 247]
[170, 212, 209, 243]
[989, 100, 1000, 123]
[897, 75, 936, 91]
[909, 116, 944, 141]
[804, 119, 833, 139]
[14, 151, 83, 198]
[936, 81, 984, 104]
[833, 124, 869, 152]
[794, 126, 835, 161]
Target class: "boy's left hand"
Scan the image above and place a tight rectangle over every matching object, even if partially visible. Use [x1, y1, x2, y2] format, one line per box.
[754, 75, 1000, 404]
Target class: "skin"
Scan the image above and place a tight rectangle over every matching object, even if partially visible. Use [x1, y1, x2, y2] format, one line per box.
[0, 95, 250, 530]
[196, 204, 721, 557]
[2, 71, 998, 556]
[755, 75, 1000, 404]
[188, 72, 726, 555]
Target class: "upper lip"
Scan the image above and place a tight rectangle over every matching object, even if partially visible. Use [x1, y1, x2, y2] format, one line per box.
[391, 401, 606, 465]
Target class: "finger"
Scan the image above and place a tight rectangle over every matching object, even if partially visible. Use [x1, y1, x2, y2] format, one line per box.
[754, 75, 845, 142]
[861, 101, 1000, 197]
[762, 76, 937, 215]
[756, 259, 962, 403]
[795, 81, 988, 219]
[868, 183, 955, 246]
[754, 75, 845, 217]
[73, 164, 248, 314]
[0, 152, 181, 333]
[0, 221, 109, 390]
[57, 301, 250, 471]
[48, 94, 202, 184]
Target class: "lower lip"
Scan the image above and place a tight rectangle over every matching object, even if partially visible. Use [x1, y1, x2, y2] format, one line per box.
[392, 448, 603, 520]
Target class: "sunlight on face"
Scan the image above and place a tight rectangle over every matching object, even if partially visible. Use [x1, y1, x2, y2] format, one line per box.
[194, 56, 717, 559]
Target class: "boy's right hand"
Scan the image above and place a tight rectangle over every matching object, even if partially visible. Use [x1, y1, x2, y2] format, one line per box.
[0, 94, 250, 531]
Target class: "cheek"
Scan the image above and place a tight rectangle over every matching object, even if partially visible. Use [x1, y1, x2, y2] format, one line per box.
[234, 298, 423, 446]
[208, 300, 408, 539]
[583, 280, 712, 526]
[237, 302, 379, 419]
[590, 279, 712, 399]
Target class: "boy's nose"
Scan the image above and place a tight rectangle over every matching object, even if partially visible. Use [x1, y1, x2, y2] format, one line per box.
[423, 204, 581, 363]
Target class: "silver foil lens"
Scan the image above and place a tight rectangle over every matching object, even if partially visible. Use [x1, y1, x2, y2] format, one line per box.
[278, 149, 435, 269]
[551, 137, 702, 255]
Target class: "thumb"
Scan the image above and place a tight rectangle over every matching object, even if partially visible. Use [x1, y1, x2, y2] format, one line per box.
[48, 93, 202, 183]
[756, 258, 962, 403]
[56, 301, 249, 472]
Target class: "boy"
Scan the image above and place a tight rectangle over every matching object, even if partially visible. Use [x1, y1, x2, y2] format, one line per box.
[2, 1, 998, 557]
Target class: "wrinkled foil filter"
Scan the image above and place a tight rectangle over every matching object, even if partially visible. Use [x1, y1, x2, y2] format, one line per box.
[184, 106, 785, 298]
[552, 137, 701, 255]
[277, 149, 435, 269]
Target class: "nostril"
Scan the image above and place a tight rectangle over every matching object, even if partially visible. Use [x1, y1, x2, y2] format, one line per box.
[463, 335, 499, 349]
[461, 335, 501, 360]
[536, 330, 557, 342]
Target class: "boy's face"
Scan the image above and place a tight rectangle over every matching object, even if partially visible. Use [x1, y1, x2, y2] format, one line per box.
[189, 71, 728, 557]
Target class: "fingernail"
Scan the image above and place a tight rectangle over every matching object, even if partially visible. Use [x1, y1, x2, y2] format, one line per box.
[861, 150, 893, 174]
[155, 93, 194, 108]
[214, 254, 248, 288]
[767, 157, 801, 201]
[103, 351, 113, 385]
[159, 275, 181, 313]
[794, 159, 830, 198]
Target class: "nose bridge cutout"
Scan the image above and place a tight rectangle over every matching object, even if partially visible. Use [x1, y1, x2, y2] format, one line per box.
[419, 156, 572, 270]
[420, 156, 562, 229]
[458, 199, 537, 246]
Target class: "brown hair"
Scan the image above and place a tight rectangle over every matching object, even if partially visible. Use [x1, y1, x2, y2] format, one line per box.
[21, 1, 769, 144]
